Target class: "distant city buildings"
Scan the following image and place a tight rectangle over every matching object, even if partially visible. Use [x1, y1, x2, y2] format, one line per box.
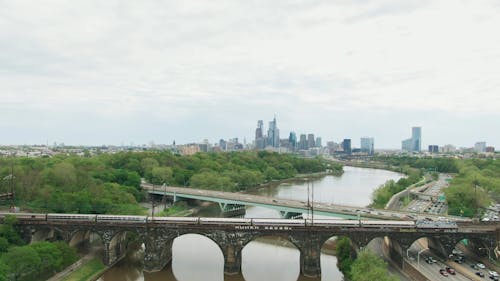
[402, 126, 422, 153]
[428, 145, 439, 153]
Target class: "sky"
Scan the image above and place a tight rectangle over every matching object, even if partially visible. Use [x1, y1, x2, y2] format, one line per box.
[1, 0, 499, 149]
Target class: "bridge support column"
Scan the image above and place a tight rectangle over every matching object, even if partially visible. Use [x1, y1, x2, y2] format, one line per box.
[142, 230, 175, 272]
[291, 233, 322, 278]
[223, 243, 242, 275]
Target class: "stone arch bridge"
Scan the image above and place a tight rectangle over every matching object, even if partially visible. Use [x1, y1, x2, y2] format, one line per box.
[15, 219, 499, 278]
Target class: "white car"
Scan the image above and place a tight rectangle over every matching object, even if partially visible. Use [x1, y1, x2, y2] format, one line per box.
[477, 263, 486, 269]
[489, 271, 499, 277]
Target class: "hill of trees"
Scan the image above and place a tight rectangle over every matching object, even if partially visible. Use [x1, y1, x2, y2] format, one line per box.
[0, 151, 339, 215]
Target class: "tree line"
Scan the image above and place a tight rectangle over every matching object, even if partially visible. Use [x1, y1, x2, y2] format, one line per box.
[0, 151, 339, 214]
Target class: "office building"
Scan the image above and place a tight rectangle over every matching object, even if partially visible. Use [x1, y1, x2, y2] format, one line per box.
[288, 132, 297, 151]
[299, 134, 308, 150]
[342, 139, 352, 155]
[315, 137, 322, 148]
[254, 120, 266, 149]
[474, 142, 486, 153]
[267, 117, 280, 148]
[402, 126, 422, 153]
[307, 134, 315, 148]
[412, 127, 422, 152]
[428, 145, 439, 153]
[360, 137, 374, 155]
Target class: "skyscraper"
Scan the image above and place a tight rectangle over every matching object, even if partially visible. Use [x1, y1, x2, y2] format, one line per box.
[307, 134, 315, 148]
[315, 137, 322, 148]
[255, 120, 263, 139]
[402, 126, 422, 153]
[360, 137, 374, 155]
[254, 120, 266, 149]
[412, 127, 422, 152]
[288, 132, 297, 151]
[267, 116, 280, 148]
[342, 139, 352, 154]
[299, 134, 307, 150]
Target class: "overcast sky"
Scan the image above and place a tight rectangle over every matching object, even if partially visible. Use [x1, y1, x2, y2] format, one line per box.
[1, 0, 499, 149]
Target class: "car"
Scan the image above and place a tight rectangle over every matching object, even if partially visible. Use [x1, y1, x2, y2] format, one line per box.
[490, 271, 499, 277]
[446, 267, 456, 275]
[439, 269, 449, 276]
[477, 263, 486, 269]
[477, 271, 485, 277]
[471, 264, 479, 270]
[425, 257, 436, 264]
[454, 257, 464, 264]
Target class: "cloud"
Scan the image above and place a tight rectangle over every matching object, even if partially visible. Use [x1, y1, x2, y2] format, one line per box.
[0, 0, 499, 147]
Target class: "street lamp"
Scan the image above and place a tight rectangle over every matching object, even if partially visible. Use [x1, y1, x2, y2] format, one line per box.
[479, 247, 492, 261]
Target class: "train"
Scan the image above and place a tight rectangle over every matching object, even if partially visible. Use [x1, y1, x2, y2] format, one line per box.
[0, 212, 458, 231]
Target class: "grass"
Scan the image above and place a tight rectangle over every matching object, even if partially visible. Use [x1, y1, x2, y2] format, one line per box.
[62, 258, 105, 281]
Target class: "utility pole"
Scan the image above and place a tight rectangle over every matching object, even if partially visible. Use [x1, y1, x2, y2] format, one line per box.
[311, 181, 314, 226]
[151, 185, 155, 219]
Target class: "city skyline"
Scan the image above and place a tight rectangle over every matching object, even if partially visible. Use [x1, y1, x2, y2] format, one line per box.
[1, 1, 499, 148]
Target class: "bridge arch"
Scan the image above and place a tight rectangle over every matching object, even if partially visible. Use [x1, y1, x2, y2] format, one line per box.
[241, 235, 301, 281]
[171, 233, 225, 281]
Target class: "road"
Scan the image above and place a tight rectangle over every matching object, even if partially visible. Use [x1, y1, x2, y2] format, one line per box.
[406, 240, 472, 281]
[142, 183, 470, 221]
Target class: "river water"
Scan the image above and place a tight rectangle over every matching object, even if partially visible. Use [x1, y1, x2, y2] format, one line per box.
[98, 166, 403, 281]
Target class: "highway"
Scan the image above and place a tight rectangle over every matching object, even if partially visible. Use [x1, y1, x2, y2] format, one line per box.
[406, 240, 471, 281]
[142, 183, 471, 221]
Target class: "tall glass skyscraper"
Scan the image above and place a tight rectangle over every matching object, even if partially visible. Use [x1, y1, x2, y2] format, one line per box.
[411, 127, 422, 152]
[267, 117, 280, 148]
[360, 137, 374, 155]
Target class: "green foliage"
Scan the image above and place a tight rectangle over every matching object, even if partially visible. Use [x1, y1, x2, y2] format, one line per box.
[350, 250, 398, 281]
[53, 241, 78, 268]
[371, 171, 421, 208]
[374, 156, 459, 173]
[336, 236, 355, 279]
[1, 246, 41, 281]
[0, 151, 338, 214]
[31, 241, 63, 273]
[0, 216, 24, 246]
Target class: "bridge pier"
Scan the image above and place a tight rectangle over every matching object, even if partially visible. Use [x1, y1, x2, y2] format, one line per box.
[279, 211, 303, 219]
[291, 233, 322, 278]
[218, 203, 246, 217]
[142, 230, 175, 272]
[223, 243, 242, 275]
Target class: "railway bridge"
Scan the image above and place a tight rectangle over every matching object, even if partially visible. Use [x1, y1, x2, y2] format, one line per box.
[9, 215, 498, 278]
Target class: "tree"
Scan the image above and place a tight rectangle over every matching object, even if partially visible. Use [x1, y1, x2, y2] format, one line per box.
[53, 241, 78, 268]
[1, 246, 41, 281]
[31, 241, 63, 274]
[151, 166, 173, 185]
[336, 236, 354, 279]
[350, 250, 398, 281]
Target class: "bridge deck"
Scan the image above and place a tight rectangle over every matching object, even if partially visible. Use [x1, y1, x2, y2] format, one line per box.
[142, 184, 470, 221]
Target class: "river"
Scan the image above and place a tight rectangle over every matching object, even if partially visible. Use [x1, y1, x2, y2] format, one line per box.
[98, 166, 403, 281]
